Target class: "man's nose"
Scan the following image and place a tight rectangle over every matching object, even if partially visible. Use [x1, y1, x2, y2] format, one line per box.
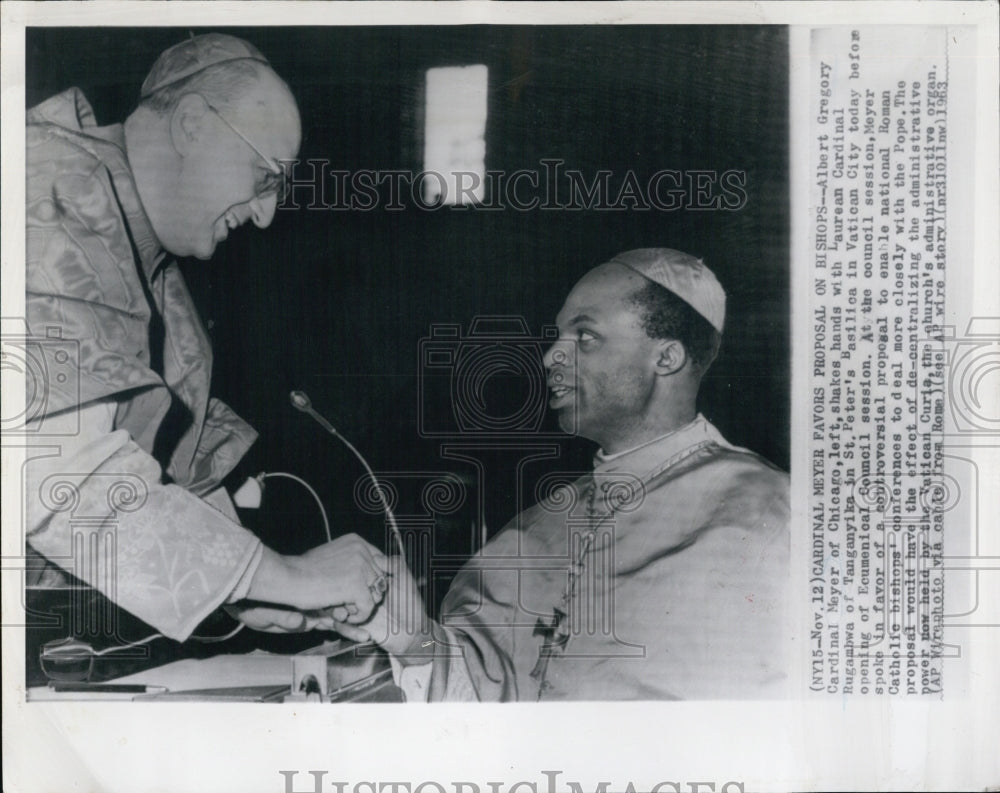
[543, 339, 572, 372]
[249, 193, 278, 229]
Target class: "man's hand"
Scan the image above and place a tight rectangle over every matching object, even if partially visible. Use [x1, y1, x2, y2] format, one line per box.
[331, 556, 435, 664]
[225, 603, 323, 633]
[245, 534, 388, 624]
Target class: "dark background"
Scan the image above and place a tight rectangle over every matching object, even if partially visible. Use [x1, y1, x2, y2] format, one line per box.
[27, 26, 789, 623]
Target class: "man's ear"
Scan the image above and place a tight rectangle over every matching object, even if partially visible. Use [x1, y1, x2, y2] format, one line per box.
[654, 339, 687, 376]
[169, 93, 210, 157]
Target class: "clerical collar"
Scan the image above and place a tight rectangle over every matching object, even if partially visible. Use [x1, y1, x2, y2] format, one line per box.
[594, 418, 701, 464]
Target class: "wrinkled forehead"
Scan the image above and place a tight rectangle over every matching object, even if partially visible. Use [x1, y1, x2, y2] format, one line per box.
[229, 71, 302, 158]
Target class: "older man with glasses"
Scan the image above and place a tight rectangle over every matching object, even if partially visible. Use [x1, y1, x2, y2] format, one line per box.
[24, 34, 386, 643]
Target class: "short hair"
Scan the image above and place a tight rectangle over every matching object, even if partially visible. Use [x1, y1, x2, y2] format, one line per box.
[629, 280, 722, 372]
[139, 59, 267, 117]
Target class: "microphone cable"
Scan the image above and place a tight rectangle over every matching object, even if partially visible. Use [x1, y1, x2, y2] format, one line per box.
[289, 390, 406, 559]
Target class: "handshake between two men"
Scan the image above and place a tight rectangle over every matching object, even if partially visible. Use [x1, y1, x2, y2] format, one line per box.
[231, 550, 430, 656]
[225, 535, 401, 635]
[22, 29, 787, 699]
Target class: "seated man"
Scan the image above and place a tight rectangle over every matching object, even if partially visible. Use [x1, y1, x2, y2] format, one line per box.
[340, 248, 790, 701]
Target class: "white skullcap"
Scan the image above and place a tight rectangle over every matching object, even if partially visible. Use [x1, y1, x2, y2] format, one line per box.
[140, 33, 270, 99]
[608, 248, 726, 333]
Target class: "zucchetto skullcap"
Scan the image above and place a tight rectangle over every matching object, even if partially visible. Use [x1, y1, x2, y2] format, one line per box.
[608, 248, 726, 333]
[140, 33, 270, 99]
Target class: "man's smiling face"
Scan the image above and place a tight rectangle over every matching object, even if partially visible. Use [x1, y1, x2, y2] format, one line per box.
[165, 71, 301, 260]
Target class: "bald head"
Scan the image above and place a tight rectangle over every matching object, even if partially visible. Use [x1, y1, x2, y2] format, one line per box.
[139, 56, 297, 127]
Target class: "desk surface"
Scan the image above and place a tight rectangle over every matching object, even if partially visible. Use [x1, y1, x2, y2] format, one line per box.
[27, 642, 400, 702]
[28, 653, 294, 701]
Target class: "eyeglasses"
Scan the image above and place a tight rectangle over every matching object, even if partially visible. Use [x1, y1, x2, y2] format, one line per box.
[204, 101, 289, 201]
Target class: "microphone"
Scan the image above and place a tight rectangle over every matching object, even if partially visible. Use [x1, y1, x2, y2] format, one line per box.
[289, 390, 405, 558]
[290, 390, 338, 436]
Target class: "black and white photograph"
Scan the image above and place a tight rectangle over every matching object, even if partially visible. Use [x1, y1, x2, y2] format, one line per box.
[2, 3, 997, 792]
[18, 21, 790, 701]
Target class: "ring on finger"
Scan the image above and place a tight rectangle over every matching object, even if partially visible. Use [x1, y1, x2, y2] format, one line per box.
[368, 574, 388, 599]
